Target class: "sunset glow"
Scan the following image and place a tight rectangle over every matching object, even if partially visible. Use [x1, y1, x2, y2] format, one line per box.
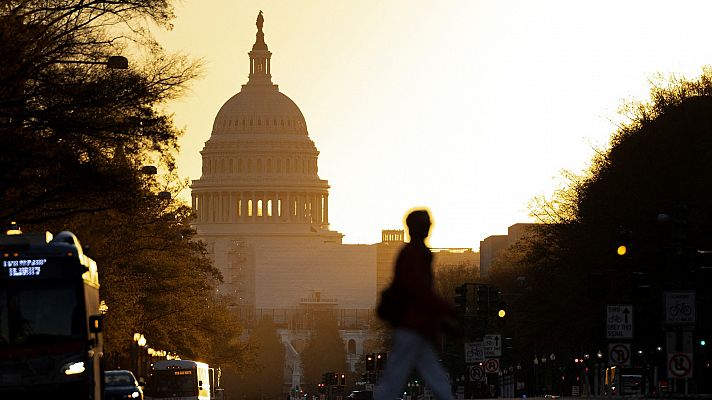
[154, 0, 712, 248]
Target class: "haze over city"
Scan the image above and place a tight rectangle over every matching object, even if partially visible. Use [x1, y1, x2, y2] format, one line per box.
[155, 0, 712, 248]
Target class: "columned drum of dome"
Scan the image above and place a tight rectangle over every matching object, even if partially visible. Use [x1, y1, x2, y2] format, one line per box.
[191, 12, 339, 240]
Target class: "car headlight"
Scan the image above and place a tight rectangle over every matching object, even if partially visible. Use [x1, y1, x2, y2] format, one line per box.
[126, 391, 140, 399]
[61, 361, 85, 375]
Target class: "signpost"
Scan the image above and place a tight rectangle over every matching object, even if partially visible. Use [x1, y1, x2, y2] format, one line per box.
[483, 334, 502, 357]
[606, 304, 633, 339]
[484, 358, 500, 374]
[468, 365, 485, 382]
[664, 292, 695, 325]
[667, 353, 693, 379]
[465, 341, 484, 363]
[608, 343, 631, 366]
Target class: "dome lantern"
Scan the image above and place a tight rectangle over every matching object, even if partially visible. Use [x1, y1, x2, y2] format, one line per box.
[248, 11, 272, 86]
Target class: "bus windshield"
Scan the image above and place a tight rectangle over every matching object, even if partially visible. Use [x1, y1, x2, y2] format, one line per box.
[152, 369, 198, 397]
[0, 280, 83, 347]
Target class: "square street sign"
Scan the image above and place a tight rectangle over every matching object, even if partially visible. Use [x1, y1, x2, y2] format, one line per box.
[483, 334, 502, 357]
[465, 341, 484, 363]
[664, 291, 695, 325]
[606, 304, 633, 339]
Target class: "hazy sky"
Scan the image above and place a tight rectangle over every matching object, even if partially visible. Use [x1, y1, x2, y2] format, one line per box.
[154, 0, 712, 249]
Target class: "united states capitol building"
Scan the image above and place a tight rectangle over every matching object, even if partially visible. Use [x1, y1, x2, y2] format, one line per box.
[190, 13, 478, 389]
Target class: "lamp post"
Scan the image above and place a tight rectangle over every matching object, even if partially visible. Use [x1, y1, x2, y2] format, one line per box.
[549, 353, 556, 396]
[56, 55, 128, 69]
[516, 363, 522, 398]
[533, 356, 539, 396]
[132, 333, 147, 378]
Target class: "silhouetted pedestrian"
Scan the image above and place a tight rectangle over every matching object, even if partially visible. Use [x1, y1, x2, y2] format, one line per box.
[375, 209, 458, 400]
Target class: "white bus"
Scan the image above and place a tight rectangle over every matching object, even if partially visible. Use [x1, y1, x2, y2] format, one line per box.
[147, 359, 212, 400]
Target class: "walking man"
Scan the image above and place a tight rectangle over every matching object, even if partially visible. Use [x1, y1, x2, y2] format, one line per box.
[375, 209, 457, 400]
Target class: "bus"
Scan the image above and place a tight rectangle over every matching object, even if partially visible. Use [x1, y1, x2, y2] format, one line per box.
[605, 366, 646, 396]
[0, 225, 104, 398]
[147, 359, 213, 400]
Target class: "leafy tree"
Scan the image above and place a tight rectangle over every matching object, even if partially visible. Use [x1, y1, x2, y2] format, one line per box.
[0, 1, 199, 224]
[231, 316, 286, 400]
[490, 68, 712, 363]
[300, 312, 347, 391]
[435, 264, 479, 300]
[0, 1, 247, 367]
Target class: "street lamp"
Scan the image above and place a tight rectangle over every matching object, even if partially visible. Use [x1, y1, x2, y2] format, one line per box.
[56, 55, 128, 69]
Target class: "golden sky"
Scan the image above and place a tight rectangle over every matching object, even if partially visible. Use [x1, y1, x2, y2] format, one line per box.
[154, 0, 712, 248]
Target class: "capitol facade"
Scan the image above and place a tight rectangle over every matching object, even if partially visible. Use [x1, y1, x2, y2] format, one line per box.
[190, 13, 377, 384]
[191, 13, 479, 390]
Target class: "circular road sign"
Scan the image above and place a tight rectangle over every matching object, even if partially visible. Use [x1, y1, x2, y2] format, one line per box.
[668, 353, 692, 378]
[484, 358, 500, 373]
[609, 344, 630, 365]
[468, 365, 484, 382]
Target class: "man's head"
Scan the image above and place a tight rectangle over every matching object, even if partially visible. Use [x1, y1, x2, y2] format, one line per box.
[406, 209, 431, 241]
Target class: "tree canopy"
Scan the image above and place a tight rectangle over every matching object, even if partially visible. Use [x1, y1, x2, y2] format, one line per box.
[300, 312, 347, 390]
[0, 1, 246, 367]
[228, 316, 286, 400]
[490, 69, 712, 363]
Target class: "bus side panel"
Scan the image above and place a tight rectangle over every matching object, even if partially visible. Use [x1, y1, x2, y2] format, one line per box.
[198, 366, 210, 399]
[85, 284, 103, 399]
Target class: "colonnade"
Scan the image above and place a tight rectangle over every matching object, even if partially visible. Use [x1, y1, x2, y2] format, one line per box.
[192, 190, 329, 225]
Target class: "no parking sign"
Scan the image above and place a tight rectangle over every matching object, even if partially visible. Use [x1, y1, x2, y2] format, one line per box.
[608, 343, 631, 366]
[667, 353, 693, 378]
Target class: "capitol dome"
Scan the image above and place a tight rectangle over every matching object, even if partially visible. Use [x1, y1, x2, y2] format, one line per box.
[211, 88, 308, 136]
[191, 11, 337, 238]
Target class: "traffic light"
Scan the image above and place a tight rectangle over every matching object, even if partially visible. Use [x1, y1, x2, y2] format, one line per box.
[323, 372, 338, 385]
[497, 301, 507, 319]
[616, 227, 631, 257]
[339, 373, 346, 386]
[323, 372, 334, 384]
[475, 284, 489, 313]
[454, 284, 467, 315]
[366, 353, 375, 371]
[376, 352, 387, 370]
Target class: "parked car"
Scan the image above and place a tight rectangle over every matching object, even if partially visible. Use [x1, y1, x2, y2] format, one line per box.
[347, 390, 373, 400]
[104, 370, 144, 400]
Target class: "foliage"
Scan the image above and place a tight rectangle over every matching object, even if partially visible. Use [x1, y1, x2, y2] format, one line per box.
[0, 1, 199, 223]
[229, 316, 286, 400]
[300, 312, 347, 389]
[435, 264, 479, 299]
[0, 1, 245, 366]
[490, 68, 712, 362]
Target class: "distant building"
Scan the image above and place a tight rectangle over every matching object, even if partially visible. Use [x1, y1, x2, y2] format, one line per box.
[191, 13, 379, 386]
[479, 223, 538, 278]
[189, 12, 480, 387]
[376, 230, 479, 294]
